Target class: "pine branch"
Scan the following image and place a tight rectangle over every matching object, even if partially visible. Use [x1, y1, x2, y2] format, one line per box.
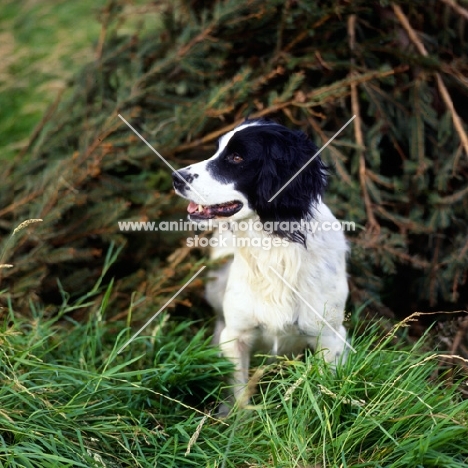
[348, 14, 380, 236]
[392, 3, 468, 158]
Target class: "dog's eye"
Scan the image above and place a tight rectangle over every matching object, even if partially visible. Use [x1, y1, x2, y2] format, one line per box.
[226, 153, 243, 164]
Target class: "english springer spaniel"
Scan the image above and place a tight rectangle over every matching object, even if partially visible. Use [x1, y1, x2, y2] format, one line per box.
[173, 119, 349, 412]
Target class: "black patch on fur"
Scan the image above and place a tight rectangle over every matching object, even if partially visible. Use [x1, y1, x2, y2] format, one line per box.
[206, 120, 328, 244]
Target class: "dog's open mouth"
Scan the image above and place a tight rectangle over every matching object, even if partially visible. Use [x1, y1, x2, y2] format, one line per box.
[187, 200, 243, 219]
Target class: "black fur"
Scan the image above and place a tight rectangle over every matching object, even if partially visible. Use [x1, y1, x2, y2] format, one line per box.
[207, 120, 328, 244]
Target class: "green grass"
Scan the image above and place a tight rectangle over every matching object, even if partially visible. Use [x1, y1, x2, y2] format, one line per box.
[1, 261, 467, 467]
[0, 0, 107, 159]
[0, 0, 166, 160]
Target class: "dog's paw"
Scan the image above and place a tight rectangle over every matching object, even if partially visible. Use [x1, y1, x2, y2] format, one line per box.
[216, 402, 232, 418]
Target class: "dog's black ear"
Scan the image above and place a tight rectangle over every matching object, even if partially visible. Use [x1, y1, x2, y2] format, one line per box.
[250, 127, 328, 243]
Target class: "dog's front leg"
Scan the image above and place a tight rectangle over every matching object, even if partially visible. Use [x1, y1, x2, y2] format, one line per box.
[218, 326, 256, 411]
[307, 325, 348, 366]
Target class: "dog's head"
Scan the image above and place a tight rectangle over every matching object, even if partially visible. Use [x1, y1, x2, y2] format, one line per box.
[172, 119, 327, 242]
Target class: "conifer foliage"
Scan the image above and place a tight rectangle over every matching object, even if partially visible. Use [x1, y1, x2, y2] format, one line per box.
[1, 0, 467, 329]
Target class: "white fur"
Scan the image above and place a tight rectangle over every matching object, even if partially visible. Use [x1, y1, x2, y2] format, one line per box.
[205, 204, 348, 407]
[175, 121, 349, 411]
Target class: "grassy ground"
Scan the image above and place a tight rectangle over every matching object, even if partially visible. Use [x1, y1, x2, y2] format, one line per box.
[1, 249, 467, 467]
[1, 296, 468, 467]
[0, 0, 107, 159]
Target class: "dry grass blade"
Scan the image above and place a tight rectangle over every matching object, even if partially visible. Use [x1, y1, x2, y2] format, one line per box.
[185, 413, 209, 456]
[0, 219, 44, 274]
[12, 218, 43, 236]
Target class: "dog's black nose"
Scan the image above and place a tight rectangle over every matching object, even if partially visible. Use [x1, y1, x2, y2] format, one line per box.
[172, 170, 189, 191]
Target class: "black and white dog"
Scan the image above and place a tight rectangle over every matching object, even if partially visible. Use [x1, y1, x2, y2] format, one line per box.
[173, 119, 349, 409]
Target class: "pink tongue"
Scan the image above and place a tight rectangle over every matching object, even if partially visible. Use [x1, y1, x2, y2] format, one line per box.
[187, 201, 198, 214]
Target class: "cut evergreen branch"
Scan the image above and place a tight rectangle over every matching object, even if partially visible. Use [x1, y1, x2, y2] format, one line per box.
[0, 0, 466, 326]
